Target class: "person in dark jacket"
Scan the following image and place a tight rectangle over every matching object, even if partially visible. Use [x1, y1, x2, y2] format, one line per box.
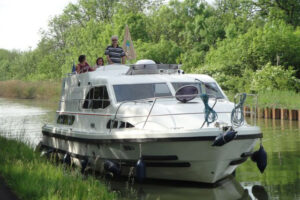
[105, 36, 126, 64]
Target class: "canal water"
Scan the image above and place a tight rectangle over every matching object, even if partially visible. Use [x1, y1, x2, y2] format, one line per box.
[0, 98, 299, 200]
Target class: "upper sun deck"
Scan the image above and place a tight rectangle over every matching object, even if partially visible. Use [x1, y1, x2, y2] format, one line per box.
[67, 63, 218, 87]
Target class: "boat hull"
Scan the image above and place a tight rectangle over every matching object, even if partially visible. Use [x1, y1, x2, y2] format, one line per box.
[41, 129, 260, 183]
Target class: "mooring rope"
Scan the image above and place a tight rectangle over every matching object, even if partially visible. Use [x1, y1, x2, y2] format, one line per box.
[231, 93, 247, 127]
[200, 94, 218, 128]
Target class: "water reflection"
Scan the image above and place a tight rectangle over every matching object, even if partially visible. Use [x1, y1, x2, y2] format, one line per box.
[107, 176, 261, 200]
[237, 117, 300, 200]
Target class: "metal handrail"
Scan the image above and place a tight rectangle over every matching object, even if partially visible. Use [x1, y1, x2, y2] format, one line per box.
[59, 94, 222, 130]
[234, 93, 258, 126]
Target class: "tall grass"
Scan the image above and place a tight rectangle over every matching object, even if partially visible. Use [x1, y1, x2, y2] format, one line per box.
[225, 90, 300, 109]
[0, 136, 117, 200]
[0, 80, 61, 100]
[257, 90, 300, 109]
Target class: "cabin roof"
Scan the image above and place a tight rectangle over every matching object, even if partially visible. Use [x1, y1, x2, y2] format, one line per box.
[73, 64, 217, 86]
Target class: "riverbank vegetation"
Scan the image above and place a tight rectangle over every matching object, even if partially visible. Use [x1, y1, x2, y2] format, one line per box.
[227, 90, 300, 110]
[0, 80, 60, 100]
[0, 136, 116, 200]
[0, 0, 300, 103]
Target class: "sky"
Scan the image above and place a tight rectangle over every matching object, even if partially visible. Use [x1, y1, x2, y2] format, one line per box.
[0, 0, 214, 51]
[0, 0, 76, 51]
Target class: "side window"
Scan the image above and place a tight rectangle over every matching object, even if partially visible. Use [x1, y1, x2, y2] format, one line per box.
[83, 86, 110, 109]
[57, 115, 75, 125]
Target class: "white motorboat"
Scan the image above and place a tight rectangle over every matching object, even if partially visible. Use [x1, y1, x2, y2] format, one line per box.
[41, 60, 266, 183]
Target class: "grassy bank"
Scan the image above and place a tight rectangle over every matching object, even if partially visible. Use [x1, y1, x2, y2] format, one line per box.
[0, 80, 61, 100]
[0, 136, 117, 200]
[226, 90, 300, 109]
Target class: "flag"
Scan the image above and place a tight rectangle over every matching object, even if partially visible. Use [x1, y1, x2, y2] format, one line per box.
[122, 25, 136, 60]
[72, 61, 76, 73]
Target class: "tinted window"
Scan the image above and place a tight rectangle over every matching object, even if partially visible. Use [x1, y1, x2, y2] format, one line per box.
[113, 83, 172, 102]
[83, 86, 110, 109]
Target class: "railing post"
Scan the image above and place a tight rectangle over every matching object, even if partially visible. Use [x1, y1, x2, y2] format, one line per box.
[143, 98, 157, 129]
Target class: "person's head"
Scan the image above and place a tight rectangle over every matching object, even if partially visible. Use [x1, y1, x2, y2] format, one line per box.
[96, 57, 104, 66]
[111, 35, 118, 46]
[78, 55, 86, 64]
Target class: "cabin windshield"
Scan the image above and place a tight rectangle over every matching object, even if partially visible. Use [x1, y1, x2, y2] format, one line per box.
[204, 82, 224, 99]
[113, 83, 172, 102]
[172, 82, 203, 94]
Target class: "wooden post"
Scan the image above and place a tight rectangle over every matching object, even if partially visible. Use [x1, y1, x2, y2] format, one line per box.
[272, 108, 276, 119]
[264, 108, 269, 119]
[281, 108, 284, 120]
[289, 109, 293, 121]
[257, 108, 261, 118]
[298, 110, 300, 121]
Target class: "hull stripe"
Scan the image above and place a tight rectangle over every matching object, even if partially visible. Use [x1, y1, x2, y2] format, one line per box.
[42, 130, 262, 144]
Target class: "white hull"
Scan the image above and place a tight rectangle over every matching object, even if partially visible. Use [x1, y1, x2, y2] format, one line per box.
[41, 127, 260, 183]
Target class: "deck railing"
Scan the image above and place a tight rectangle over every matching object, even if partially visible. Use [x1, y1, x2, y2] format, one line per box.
[234, 93, 258, 126]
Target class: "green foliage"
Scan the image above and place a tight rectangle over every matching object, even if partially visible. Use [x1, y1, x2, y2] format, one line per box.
[0, 0, 300, 94]
[136, 38, 182, 63]
[0, 136, 116, 200]
[251, 63, 297, 92]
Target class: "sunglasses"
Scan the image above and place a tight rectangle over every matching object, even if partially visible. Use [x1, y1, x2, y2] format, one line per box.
[112, 39, 117, 41]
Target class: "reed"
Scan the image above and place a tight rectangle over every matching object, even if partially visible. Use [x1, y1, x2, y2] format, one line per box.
[0, 136, 117, 200]
[0, 80, 61, 100]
